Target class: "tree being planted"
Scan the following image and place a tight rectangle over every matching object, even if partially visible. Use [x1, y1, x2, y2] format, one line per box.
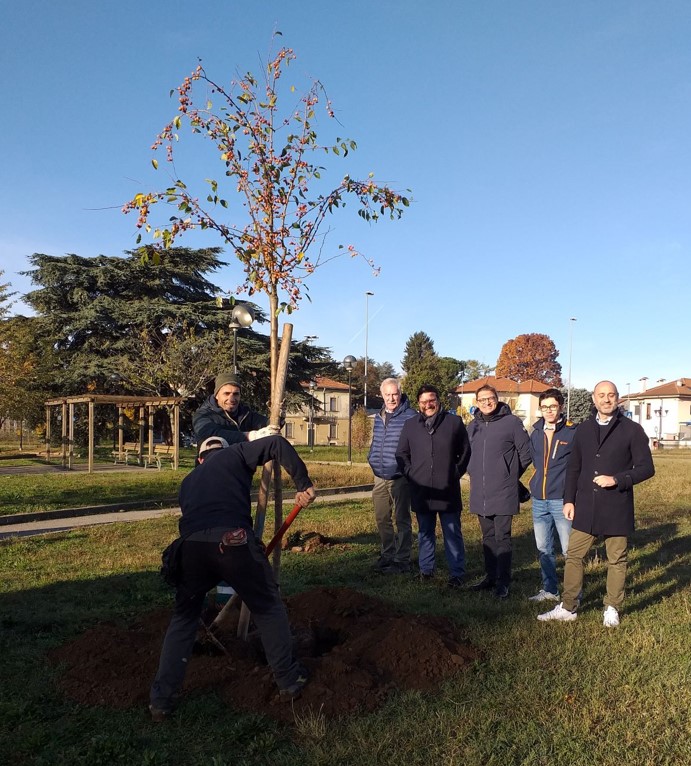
[123, 42, 409, 396]
[123, 41, 408, 615]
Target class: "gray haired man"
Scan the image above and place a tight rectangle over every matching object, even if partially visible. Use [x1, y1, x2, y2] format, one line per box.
[367, 378, 417, 573]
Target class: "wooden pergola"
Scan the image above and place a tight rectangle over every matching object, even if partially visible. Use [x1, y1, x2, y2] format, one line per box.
[44, 394, 182, 473]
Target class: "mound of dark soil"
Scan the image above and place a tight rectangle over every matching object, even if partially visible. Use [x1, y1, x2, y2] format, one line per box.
[49, 587, 479, 722]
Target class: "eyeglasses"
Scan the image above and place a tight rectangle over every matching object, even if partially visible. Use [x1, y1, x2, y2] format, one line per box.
[477, 397, 497, 405]
[540, 405, 560, 412]
[419, 398, 438, 406]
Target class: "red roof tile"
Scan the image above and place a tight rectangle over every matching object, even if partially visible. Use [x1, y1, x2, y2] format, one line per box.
[301, 376, 350, 392]
[454, 376, 550, 394]
[629, 378, 691, 398]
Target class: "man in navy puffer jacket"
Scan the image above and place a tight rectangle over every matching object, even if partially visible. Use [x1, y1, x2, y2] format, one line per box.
[367, 378, 417, 573]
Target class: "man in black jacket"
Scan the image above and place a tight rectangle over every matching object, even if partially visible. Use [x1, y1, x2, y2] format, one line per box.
[192, 372, 278, 445]
[467, 385, 531, 599]
[395, 384, 471, 588]
[538, 380, 654, 628]
[149, 435, 316, 720]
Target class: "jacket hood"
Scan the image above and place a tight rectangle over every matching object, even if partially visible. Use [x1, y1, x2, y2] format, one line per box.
[473, 400, 512, 422]
[380, 394, 413, 418]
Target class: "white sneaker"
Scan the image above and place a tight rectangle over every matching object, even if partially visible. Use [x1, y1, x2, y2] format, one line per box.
[528, 589, 560, 602]
[603, 606, 620, 628]
[537, 602, 577, 622]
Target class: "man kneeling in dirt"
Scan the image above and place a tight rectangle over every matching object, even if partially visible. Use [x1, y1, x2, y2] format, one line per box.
[149, 435, 316, 721]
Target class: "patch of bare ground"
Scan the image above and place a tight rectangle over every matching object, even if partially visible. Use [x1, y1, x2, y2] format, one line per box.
[49, 586, 479, 722]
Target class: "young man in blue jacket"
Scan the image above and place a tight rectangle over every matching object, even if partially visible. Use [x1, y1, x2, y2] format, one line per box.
[528, 388, 577, 602]
[367, 378, 418, 573]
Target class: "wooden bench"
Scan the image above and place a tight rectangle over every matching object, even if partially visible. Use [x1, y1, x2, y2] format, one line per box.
[112, 442, 141, 465]
[144, 444, 176, 470]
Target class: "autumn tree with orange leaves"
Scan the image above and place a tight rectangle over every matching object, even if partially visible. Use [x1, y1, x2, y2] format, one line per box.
[495, 333, 563, 386]
[123, 42, 409, 397]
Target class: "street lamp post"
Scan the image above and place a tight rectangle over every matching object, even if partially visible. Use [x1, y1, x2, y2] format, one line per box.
[343, 355, 356, 465]
[227, 304, 255, 374]
[566, 317, 577, 420]
[364, 291, 374, 410]
[308, 379, 316, 450]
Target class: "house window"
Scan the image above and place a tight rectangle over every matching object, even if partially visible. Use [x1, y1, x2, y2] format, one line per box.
[329, 422, 337, 440]
[284, 422, 293, 439]
[329, 397, 338, 412]
[646, 403, 651, 420]
[634, 405, 640, 416]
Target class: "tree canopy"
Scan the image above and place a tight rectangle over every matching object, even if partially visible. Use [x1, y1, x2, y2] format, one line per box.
[20, 248, 335, 422]
[123, 43, 409, 404]
[495, 333, 563, 386]
[0, 315, 52, 429]
[563, 386, 592, 423]
[0, 270, 15, 320]
[22, 248, 240, 397]
[462, 359, 493, 382]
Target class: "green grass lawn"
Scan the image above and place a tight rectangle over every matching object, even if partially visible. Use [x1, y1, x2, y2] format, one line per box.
[0, 461, 373, 517]
[0, 456, 689, 765]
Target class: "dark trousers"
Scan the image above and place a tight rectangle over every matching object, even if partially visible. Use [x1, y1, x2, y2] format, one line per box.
[478, 514, 513, 587]
[150, 531, 300, 712]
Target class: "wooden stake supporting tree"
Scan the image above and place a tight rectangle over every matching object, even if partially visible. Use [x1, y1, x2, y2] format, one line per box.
[235, 322, 292, 640]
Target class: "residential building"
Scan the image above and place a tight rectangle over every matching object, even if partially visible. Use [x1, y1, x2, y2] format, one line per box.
[283, 376, 352, 446]
[624, 378, 691, 445]
[452, 376, 550, 430]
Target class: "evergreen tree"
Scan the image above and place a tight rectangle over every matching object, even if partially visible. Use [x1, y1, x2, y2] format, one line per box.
[400, 331, 450, 404]
[562, 387, 592, 424]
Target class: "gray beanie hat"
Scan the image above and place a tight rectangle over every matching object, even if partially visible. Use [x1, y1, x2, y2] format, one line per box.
[214, 372, 240, 396]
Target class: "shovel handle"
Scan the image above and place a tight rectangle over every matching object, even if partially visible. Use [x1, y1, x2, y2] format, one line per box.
[264, 502, 303, 556]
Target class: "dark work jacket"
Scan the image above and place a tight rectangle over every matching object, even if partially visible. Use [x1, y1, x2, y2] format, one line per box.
[178, 435, 313, 536]
[368, 394, 417, 479]
[192, 396, 267, 445]
[467, 402, 532, 517]
[529, 416, 577, 500]
[395, 409, 471, 514]
[564, 409, 654, 536]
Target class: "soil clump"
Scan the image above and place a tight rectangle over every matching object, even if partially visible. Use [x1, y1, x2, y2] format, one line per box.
[49, 586, 479, 722]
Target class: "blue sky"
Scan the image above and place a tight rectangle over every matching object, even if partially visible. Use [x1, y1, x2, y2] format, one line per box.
[2, 1, 690, 392]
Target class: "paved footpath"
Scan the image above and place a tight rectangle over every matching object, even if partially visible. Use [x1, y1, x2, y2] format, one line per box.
[0, 487, 373, 540]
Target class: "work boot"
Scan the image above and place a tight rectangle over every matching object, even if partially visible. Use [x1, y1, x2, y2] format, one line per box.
[470, 577, 495, 591]
[279, 665, 310, 701]
[148, 704, 171, 723]
[447, 576, 464, 589]
[372, 556, 394, 574]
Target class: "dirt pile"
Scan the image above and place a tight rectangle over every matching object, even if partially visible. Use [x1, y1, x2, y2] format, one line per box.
[49, 586, 479, 722]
